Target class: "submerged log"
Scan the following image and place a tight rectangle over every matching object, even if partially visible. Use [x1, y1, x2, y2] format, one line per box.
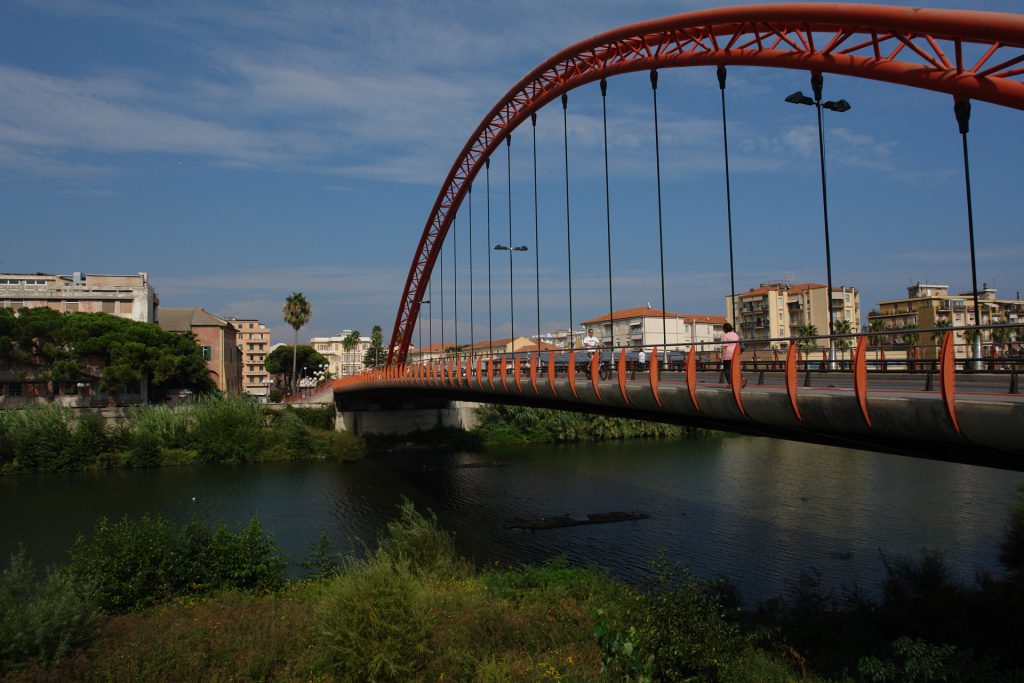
[504, 511, 649, 530]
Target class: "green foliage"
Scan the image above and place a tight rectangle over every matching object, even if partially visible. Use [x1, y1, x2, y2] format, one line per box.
[0, 550, 101, 668]
[473, 404, 683, 445]
[797, 323, 820, 351]
[1, 308, 213, 401]
[375, 499, 457, 574]
[834, 318, 855, 352]
[68, 515, 287, 613]
[129, 429, 161, 468]
[301, 530, 345, 580]
[289, 404, 336, 431]
[189, 394, 266, 463]
[593, 608, 654, 682]
[264, 344, 327, 390]
[363, 324, 386, 368]
[2, 404, 74, 472]
[858, 636, 998, 683]
[313, 553, 433, 682]
[311, 429, 367, 461]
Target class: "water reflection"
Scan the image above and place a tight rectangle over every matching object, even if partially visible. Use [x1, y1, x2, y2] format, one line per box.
[0, 435, 1019, 605]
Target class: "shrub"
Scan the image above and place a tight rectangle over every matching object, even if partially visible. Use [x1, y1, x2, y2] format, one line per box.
[130, 404, 191, 450]
[289, 405, 336, 431]
[0, 550, 100, 668]
[275, 409, 314, 458]
[62, 412, 109, 469]
[313, 555, 433, 682]
[5, 405, 74, 472]
[311, 430, 366, 461]
[68, 515, 288, 613]
[129, 429, 161, 468]
[158, 447, 198, 466]
[190, 395, 265, 463]
[375, 499, 456, 574]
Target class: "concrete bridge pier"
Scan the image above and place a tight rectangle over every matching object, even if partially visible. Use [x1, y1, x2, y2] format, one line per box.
[334, 394, 481, 436]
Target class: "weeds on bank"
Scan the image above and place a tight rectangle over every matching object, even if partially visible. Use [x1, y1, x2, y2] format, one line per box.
[0, 397, 364, 474]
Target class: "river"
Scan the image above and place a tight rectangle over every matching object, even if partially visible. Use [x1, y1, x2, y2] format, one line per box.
[1, 434, 1019, 605]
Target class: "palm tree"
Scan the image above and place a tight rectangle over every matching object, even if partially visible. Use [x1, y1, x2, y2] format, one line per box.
[283, 292, 312, 391]
[868, 317, 888, 347]
[796, 323, 819, 351]
[932, 319, 952, 346]
[833, 318, 854, 356]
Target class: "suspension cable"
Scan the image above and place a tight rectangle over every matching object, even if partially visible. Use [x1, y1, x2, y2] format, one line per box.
[428, 279, 433, 353]
[507, 135, 515, 349]
[439, 220, 445, 355]
[486, 157, 493, 352]
[718, 66, 737, 339]
[468, 184, 474, 357]
[532, 112, 541, 346]
[955, 99, 982, 343]
[651, 69, 668, 365]
[562, 93, 575, 349]
[601, 77, 614, 350]
[453, 194, 458, 354]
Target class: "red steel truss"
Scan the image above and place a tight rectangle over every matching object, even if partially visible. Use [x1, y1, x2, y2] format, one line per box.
[388, 3, 1024, 363]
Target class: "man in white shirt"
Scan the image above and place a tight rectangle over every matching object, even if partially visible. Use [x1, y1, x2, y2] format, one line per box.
[582, 328, 601, 357]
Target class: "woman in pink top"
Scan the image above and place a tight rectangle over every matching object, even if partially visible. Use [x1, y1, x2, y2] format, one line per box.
[721, 322, 746, 387]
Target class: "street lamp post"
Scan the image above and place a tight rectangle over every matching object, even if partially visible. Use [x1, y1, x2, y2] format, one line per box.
[785, 73, 850, 364]
[494, 244, 528, 352]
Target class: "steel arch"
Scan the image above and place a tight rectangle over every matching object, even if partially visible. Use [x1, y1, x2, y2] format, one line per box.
[388, 2, 1024, 363]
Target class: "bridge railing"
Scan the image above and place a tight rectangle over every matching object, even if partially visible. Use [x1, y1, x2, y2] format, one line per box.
[341, 322, 1022, 401]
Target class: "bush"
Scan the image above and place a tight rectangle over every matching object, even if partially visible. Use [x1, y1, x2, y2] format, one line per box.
[289, 405, 336, 431]
[4, 405, 74, 472]
[473, 404, 683, 445]
[274, 409, 314, 459]
[311, 430, 366, 461]
[375, 499, 456, 574]
[129, 429, 161, 468]
[190, 395, 265, 463]
[0, 550, 100, 668]
[68, 515, 288, 613]
[597, 559, 749, 682]
[313, 555, 433, 682]
[130, 404, 191, 450]
[62, 412, 109, 470]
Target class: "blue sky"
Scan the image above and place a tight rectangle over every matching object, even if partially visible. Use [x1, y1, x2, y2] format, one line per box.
[1, 0, 1022, 346]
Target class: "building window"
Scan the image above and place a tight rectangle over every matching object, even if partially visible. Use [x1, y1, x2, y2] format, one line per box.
[201, 346, 212, 361]
[6, 383, 23, 397]
[102, 301, 116, 313]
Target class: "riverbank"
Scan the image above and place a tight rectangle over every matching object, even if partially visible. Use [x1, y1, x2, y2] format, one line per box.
[0, 399, 364, 475]
[4, 493, 1024, 682]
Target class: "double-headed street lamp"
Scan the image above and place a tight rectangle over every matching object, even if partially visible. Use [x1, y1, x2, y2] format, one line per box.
[494, 244, 529, 350]
[785, 72, 851, 360]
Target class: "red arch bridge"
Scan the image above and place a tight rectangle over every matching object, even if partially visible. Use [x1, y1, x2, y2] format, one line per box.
[316, 4, 1024, 468]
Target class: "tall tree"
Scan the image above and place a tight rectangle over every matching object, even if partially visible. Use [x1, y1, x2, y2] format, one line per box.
[341, 330, 362, 352]
[282, 292, 312, 391]
[796, 323, 819, 351]
[264, 345, 328, 390]
[363, 325, 385, 368]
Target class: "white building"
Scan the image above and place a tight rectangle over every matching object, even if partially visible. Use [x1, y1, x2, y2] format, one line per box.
[581, 306, 726, 351]
[311, 330, 371, 378]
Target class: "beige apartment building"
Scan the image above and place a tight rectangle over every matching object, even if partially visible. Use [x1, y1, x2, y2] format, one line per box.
[868, 282, 1024, 359]
[581, 307, 726, 351]
[0, 272, 158, 322]
[311, 330, 371, 378]
[229, 318, 272, 396]
[726, 282, 861, 350]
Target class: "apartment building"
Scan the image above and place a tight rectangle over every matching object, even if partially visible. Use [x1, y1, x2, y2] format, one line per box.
[581, 306, 726, 351]
[725, 282, 861, 350]
[159, 308, 242, 394]
[0, 272, 158, 322]
[228, 318, 272, 396]
[868, 282, 1024, 359]
[311, 330, 371, 378]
